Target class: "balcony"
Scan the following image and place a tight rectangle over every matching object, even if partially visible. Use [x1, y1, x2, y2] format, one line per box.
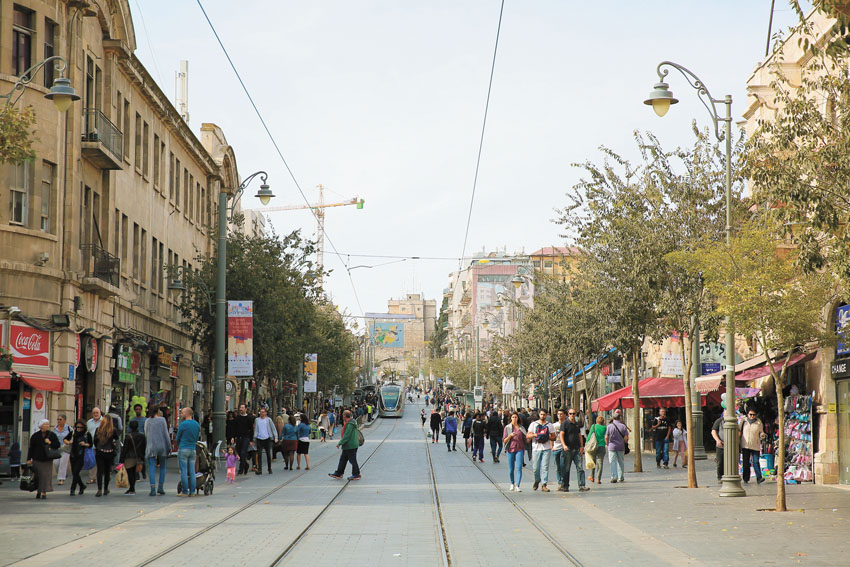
[80, 244, 120, 297]
[81, 109, 123, 170]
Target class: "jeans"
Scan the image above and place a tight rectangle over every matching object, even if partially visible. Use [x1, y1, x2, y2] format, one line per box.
[334, 448, 360, 477]
[177, 447, 197, 495]
[564, 449, 586, 488]
[506, 450, 524, 486]
[532, 449, 551, 485]
[236, 437, 251, 474]
[553, 449, 565, 486]
[490, 437, 503, 459]
[95, 450, 114, 490]
[431, 427, 440, 442]
[609, 449, 625, 480]
[742, 448, 762, 482]
[70, 456, 85, 493]
[472, 436, 485, 460]
[256, 438, 273, 472]
[445, 432, 456, 450]
[655, 439, 669, 465]
[590, 446, 605, 480]
[148, 455, 167, 487]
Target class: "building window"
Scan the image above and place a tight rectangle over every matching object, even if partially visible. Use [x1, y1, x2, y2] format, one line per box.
[158, 242, 164, 296]
[140, 228, 147, 284]
[43, 19, 57, 88]
[174, 158, 181, 205]
[159, 142, 166, 190]
[40, 161, 55, 232]
[113, 208, 120, 257]
[151, 237, 159, 293]
[12, 6, 33, 77]
[152, 134, 160, 187]
[132, 223, 139, 279]
[123, 100, 131, 160]
[85, 56, 95, 109]
[189, 174, 195, 221]
[121, 214, 128, 269]
[9, 161, 30, 225]
[183, 169, 189, 213]
[169, 152, 175, 199]
[201, 186, 206, 228]
[134, 113, 142, 171]
[142, 122, 150, 177]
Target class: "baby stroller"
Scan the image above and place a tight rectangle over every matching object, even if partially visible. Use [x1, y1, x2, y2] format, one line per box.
[176, 441, 216, 496]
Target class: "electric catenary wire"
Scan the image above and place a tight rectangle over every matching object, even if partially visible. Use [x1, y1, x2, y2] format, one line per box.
[195, 0, 365, 316]
[458, 0, 506, 269]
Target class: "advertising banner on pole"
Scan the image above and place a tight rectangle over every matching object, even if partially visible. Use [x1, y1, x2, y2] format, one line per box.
[228, 301, 254, 377]
[304, 353, 317, 393]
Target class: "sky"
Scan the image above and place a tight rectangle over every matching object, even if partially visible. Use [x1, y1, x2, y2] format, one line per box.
[132, 0, 807, 322]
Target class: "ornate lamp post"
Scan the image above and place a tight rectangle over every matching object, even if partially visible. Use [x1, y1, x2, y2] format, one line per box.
[1, 56, 80, 110]
[644, 61, 743, 496]
[211, 172, 274, 447]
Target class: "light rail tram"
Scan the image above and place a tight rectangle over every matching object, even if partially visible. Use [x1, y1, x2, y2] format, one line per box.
[378, 382, 405, 417]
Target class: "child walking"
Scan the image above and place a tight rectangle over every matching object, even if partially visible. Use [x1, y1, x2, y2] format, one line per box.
[672, 420, 687, 468]
[225, 446, 239, 483]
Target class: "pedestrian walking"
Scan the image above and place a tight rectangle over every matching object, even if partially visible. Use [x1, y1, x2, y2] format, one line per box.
[487, 411, 504, 463]
[253, 407, 277, 475]
[144, 406, 171, 496]
[225, 446, 239, 483]
[202, 411, 214, 448]
[444, 411, 458, 451]
[740, 408, 766, 484]
[527, 409, 555, 492]
[319, 412, 330, 442]
[119, 420, 146, 495]
[94, 414, 119, 497]
[9, 441, 21, 480]
[711, 403, 729, 483]
[68, 419, 92, 496]
[231, 404, 254, 475]
[281, 415, 298, 470]
[671, 420, 687, 468]
[651, 408, 672, 469]
[430, 409, 442, 443]
[420, 408, 427, 428]
[85, 407, 103, 484]
[107, 405, 124, 468]
[328, 410, 336, 440]
[605, 409, 629, 483]
[552, 409, 567, 490]
[52, 414, 72, 486]
[329, 410, 361, 480]
[129, 405, 148, 479]
[560, 408, 589, 492]
[520, 409, 533, 464]
[225, 411, 236, 447]
[26, 419, 60, 500]
[503, 412, 527, 492]
[296, 413, 311, 470]
[472, 412, 487, 463]
[462, 411, 473, 451]
[588, 415, 607, 484]
[176, 407, 201, 496]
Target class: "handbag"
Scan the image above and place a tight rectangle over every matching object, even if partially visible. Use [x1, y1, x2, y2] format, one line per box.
[83, 447, 96, 470]
[46, 448, 62, 460]
[585, 427, 598, 453]
[19, 466, 37, 492]
[115, 464, 129, 488]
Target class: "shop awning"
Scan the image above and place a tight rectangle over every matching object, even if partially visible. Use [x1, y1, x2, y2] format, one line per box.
[16, 371, 64, 392]
[0, 371, 11, 390]
[592, 377, 723, 411]
[694, 352, 814, 393]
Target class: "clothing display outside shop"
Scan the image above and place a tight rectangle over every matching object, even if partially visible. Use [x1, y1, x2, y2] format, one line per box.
[782, 392, 814, 484]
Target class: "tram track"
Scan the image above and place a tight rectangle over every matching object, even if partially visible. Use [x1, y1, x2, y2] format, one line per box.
[423, 420, 453, 567]
[129, 416, 395, 567]
[458, 442, 586, 567]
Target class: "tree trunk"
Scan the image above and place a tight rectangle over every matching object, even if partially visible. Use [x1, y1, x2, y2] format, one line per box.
[774, 360, 792, 512]
[678, 336, 698, 488]
[632, 349, 643, 472]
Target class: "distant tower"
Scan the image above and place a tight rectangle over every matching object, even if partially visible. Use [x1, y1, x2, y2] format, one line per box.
[175, 60, 189, 123]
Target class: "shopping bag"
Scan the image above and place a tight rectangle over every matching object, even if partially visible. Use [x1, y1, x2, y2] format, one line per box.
[19, 466, 37, 492]
[115, 465, 129, 488]
[585, 450, 596, 470]
[83, 447, 96, 470]
[585, 430, 598, 453]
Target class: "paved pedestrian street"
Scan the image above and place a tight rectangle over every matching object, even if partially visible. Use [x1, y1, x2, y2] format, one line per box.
[1, 403, 848, 567]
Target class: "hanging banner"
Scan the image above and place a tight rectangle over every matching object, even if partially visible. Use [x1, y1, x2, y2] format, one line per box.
[661, 353, 683, 376]
[10, 322, 51, 368]
[502, 377, 515, 395]
[837, 304, 850, 357]
[227, 301, 254, 377]
[304, 353, 317, 393]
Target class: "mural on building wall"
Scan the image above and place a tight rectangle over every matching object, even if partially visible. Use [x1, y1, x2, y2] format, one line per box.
[372, 322, 404, 348]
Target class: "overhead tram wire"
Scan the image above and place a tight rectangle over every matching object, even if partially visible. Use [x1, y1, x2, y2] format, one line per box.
[195, 0, 364, 315]
[458, 0, 506, 270]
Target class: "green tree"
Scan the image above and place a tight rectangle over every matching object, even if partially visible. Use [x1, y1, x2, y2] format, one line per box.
[0, 105, 36, 164]
[688, 221, 835, 511]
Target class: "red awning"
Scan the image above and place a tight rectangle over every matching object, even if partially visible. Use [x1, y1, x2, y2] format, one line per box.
[0, 371, 11, 390]
[16, 372, 64, 392]
[694, 352, 814, 393]
[592, 377, 723, 412]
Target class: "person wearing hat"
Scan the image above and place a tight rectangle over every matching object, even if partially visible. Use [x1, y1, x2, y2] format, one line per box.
[26, 419, 60, 499]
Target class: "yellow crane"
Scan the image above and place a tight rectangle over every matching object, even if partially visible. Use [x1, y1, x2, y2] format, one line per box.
[246, 184, 364, 280]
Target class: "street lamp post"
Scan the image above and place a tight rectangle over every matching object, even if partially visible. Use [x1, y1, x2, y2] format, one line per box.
[1, 56, 80, 110]
[212, 171, 274, 448]
[645, 60, 743, 497]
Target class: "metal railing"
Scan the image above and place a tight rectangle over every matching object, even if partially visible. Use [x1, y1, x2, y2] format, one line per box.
[82, 108, 123, 161]
[81, 244, 120, 287]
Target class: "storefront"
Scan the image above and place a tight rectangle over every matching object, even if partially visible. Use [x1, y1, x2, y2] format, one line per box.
[75, 335, 100, 421]
[114, 344, 142, 428]
[833, 305, 850, 485]
[149, 345, 175, 411]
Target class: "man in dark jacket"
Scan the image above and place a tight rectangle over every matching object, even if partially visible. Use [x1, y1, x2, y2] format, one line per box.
[471, 413, 487, 462]
[230, 404, 254, 475]
[429, 410, 442, 444]
[487, 412, 504, 463]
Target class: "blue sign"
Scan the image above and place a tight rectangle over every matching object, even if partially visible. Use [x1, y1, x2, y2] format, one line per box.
[837, 305, 850, 357]
[69, 364, 75, 381]
[701, 363, 722, 375]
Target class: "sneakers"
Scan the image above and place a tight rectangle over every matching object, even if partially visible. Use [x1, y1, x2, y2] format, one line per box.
[96, 490, 102, 497]
[663, 464, 669, 469]
[757, 477, 765, 484]
[657, 463, 661, 469]
[347, 475, 361, 480]
[541, 485, 550, 492]
[149, 486, 157, 496]
[479, 458, 485, 463]
[124, 489, 135, 495]
[579, 486, 590, 492]
[509, 484, 516, 492]
[328, 473, 342, 479]
[514, 486, 522, 492]
[533, 481, 540, 491]
[610, 479, 618, 484]
[673, 463, 678, 468]
[557, 486, 568, 492]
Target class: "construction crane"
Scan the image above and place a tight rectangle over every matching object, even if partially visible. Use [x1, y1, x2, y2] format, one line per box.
[246, 184, 364, 280]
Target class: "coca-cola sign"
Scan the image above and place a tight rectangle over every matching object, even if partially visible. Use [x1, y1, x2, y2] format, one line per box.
[10, 323, 51, 368]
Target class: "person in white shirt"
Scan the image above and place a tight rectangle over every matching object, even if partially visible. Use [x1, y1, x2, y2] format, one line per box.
[253, 407, 277, 474]
[526, 409, 556, 492]
[85, 408, 103, 483]
[53, 414, 72, 485]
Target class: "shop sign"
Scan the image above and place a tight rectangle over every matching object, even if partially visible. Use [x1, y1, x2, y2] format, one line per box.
[85, 337, 98, 372]
[170, 361, 179, 379]
[606, 372, 622, 384]
[828, 403, 837, 414]
[10, 322, 50, 368]
[831, 357, 850, 379]
[661, 353, 683, 376]
[837, 305, 850, 357]
[74, 334, 81, 367]
[158, 346, 172, 368]
[117, 345, 137, 384]
[34, 392, 44, 411]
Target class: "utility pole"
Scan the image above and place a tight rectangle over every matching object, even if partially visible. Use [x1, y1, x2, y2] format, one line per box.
[297, 358, 304, 413]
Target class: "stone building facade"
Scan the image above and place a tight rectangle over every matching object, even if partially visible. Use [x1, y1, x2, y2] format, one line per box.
[0, 0, 243, 471]
[366, 293, 436, 377]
